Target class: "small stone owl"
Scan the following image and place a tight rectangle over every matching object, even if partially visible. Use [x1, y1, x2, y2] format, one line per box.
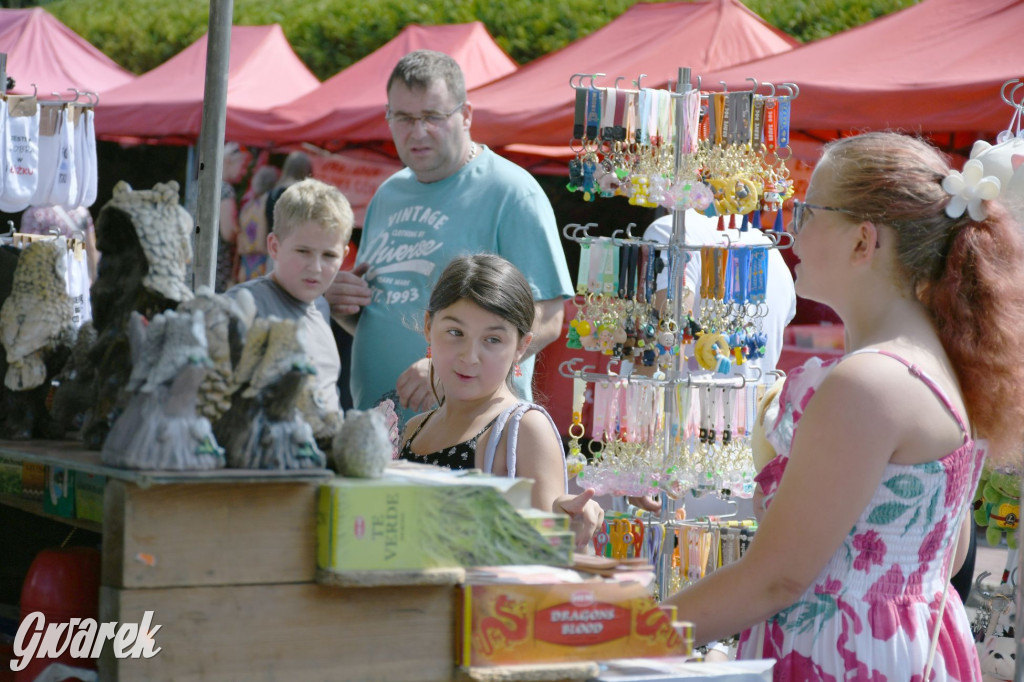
[0, 237, 75, 390]
[332, 407, 393, 478]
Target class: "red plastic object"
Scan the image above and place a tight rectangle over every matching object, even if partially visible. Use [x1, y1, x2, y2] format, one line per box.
[15, 547, 100, 682]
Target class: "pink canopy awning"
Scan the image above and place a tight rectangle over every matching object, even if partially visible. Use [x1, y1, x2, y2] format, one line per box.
[94, 24, 319, 145]
[238, 21, 518, 149]
[702, 0, 1024, 137]
[467, 0, 797, 150]
[0, 7, 135, 99]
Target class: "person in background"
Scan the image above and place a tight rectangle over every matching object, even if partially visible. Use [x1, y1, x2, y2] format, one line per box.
[663, 131, 1024, 680]
[234, 164, 281, 282]
[643, 209, 797, 379]
[628, 211, 796, 523]
[265, 150, 313, 232]
[20, 204, 98, 282]
[400, 253, 603, 550]
[216, 141, 250, 293]
[327, 50, 572, 424]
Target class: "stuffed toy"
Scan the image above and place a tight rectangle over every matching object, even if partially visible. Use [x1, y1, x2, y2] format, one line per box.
[974, 468, 1021, 549]
[968, 137, 1024, 224]
[978, 633, 1015, 682]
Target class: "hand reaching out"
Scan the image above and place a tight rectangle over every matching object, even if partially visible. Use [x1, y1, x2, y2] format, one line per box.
[396, 357, 439, 413]
[554, 488, 605, 552]
[626, 494, 663, 513]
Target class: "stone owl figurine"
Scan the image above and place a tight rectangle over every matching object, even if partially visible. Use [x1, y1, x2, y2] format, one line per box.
[80, 180, 194, 450]
[102, 310, 225, 470]
[106, 180, 194, 303]
[214, 316, 325, 470]
[177, 286, 256, 423]
[0, 237, 76, 391]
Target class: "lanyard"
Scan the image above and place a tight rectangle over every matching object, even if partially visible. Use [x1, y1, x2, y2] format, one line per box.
[778, 97, 791, 149]
[572, 87, 588, 140]
[599, 240, 619, 295]
[576, 239, 591, 295]
[749, 247, 768, 304]
[586, 84, 603, 141]
[601, 88, 617, 141]
[751, 98, 765, 151]
[763, 98, 778, 154]
[732, 247, 752, 305]
[679, 89, 700, 155]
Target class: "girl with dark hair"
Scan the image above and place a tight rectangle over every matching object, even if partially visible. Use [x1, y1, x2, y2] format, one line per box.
[664, 131, 1024, 680]
[399, 253, 603, 551]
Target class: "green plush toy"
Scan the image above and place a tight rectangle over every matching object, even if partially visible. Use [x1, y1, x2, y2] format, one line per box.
[973, 468, 1021, 549]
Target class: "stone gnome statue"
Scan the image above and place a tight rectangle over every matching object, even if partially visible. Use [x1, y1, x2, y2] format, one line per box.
[102, 309, 225, 470]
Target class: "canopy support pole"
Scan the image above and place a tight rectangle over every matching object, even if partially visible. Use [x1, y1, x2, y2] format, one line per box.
[191, 0, 233, 292]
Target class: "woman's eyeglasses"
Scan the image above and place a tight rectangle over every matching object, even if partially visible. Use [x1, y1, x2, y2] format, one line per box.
[386, 102, 465, 130]
[791, 200, 861, 234]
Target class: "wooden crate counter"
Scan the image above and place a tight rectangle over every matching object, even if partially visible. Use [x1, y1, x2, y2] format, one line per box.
[0, 440, 459, 682]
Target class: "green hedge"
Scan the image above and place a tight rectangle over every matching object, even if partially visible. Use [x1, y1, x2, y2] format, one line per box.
[46, 0, 916, 79]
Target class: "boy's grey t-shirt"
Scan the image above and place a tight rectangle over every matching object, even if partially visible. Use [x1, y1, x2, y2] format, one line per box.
[226, 275, 341, 414]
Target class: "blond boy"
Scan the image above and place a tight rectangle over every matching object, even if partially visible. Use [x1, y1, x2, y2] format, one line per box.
[227, 177, 353, 414]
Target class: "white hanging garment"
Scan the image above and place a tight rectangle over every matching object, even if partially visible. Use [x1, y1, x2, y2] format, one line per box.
[0, 102, 8, 203]
[46, 105, 77, 207]
[29, 104, 61, 207]
[64, 234, 92, 328]
[75, 107, 97, 207]
[0, 95, 39, 213]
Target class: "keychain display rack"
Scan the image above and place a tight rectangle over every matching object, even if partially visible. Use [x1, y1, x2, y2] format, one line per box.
[558, 66, 799, 600]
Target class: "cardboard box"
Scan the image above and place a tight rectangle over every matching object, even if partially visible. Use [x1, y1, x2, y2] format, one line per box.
[543, 531, 575, 566]
[75, 472, 106, 524]
[42, 465, 74, 518]
[518, 508, 571, 533]
[317, 469, 568, 573]
[0, 456, 21, 496]
[458, 568, 686, 667]
[21, 461, 46, 500]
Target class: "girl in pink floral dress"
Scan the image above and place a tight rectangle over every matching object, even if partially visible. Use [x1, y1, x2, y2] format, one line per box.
[664, 132, 1024, 681]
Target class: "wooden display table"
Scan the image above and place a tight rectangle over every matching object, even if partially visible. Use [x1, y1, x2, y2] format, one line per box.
[0, 441, 458, 681]
[1, 442, 772, 682]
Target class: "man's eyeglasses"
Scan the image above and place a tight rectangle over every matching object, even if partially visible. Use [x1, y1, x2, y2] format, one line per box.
[790, 200, 861, 235]
[386, 102, 465, 130]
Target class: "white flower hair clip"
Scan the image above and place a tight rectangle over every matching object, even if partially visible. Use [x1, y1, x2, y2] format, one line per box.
[941, 159, 1001, 221]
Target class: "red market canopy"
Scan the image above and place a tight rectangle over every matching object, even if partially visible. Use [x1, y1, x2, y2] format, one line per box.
[467, 0, 797, 151]
[94, 24, 319, 145]
[248, 21, 518, 149]
[702, 0, 1024, 140]
[0, 7, 135, 99]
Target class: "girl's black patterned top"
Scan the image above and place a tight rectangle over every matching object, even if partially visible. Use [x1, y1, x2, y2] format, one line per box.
[398, 409, 501, 470]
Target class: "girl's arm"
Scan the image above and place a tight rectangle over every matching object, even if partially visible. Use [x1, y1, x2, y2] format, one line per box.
[664, 356, 903, 644]
[514, 411, 604, 550]
[219, 196, 239, 242]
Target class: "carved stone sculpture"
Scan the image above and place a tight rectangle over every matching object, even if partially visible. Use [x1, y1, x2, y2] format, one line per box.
[214, 316, 325, 470]
[102, 310, 225, 470]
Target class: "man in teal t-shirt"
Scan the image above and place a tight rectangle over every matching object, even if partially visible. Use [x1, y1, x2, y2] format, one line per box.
[327, 50, 572, 422]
